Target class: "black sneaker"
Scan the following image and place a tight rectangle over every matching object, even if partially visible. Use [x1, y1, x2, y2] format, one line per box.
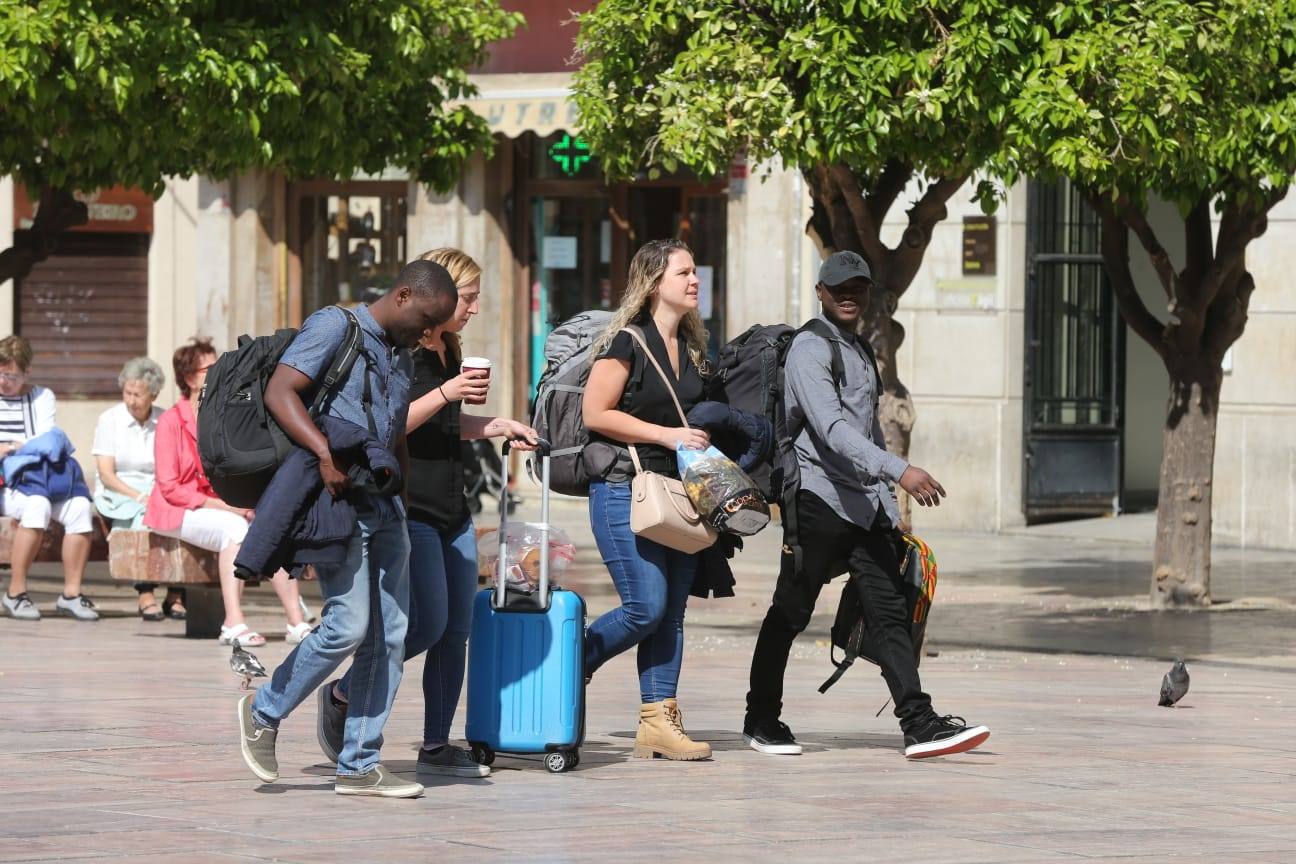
[743, 717, 802, 755]
[903, 715, 990, 759]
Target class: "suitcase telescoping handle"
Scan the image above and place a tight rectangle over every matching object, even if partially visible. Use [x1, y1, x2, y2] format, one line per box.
[496, 437, 553, 609]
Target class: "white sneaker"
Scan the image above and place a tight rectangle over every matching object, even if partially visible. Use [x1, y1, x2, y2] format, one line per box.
[2, 592, 40, 620]
[54, 594, 99, 621]
[286, 621, 313, 644]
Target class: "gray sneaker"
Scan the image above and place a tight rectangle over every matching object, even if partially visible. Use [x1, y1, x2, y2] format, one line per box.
[316, 681, 345, 763]
[335, 765, 424, 798]
[2, 592, 40, 621]
[237, 693, 279, 782]
[417, 745, 490, 778]
[55, 594, 99, 621]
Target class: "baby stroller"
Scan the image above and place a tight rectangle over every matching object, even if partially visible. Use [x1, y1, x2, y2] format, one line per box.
[463, 440, 520, 515]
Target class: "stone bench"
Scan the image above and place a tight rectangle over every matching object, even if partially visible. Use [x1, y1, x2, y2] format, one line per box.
[0, 516, 110, 563]
[107, 530, 226, 639]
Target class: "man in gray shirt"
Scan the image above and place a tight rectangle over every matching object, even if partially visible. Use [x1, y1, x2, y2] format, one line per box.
[744, 251, 990, 760]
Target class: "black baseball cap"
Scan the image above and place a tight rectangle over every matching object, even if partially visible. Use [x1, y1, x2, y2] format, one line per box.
[818, 251, 873, 287]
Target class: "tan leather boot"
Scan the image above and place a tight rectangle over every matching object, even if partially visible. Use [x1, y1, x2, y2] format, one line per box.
[633, 698, 712, 760]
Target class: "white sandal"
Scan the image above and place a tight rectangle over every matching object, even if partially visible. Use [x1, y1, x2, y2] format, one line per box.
[286, 621, 313, 645]
[219, 623, 266, 647]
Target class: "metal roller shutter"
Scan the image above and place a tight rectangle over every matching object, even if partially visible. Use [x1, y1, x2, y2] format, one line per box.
[15, 232, 149, 400]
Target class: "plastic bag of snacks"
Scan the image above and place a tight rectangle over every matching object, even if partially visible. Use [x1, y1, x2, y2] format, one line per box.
[676, 443, 770, 536]
[477, 522, 576, 593]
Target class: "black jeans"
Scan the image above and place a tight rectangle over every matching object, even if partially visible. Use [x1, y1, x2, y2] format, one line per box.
[746, 491, 934, 733]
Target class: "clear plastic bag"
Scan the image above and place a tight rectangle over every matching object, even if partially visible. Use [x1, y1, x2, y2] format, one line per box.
[477, 522, 576, 593]
[676, 444, 771, 536]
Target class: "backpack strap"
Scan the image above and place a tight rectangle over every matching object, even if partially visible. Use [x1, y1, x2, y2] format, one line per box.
[781, 320, 848, 577]
[797, 319, 848, 392]
[819, 609, 867, 693]
[308, 307, 379, 439]
[620, 325, 689, 475]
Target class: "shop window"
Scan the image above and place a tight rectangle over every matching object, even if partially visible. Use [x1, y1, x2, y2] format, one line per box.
[291, 183, 407, 315]
[15, 232, 149, 400]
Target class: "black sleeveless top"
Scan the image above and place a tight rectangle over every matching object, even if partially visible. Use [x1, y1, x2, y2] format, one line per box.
[586, 320, 705, 480]
[406, 345, 470, 532]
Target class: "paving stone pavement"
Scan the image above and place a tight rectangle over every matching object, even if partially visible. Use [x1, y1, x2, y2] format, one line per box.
[3, 500, 1294, 862]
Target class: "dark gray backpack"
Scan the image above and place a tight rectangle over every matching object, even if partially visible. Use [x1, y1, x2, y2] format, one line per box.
[529, 310, 615, 496]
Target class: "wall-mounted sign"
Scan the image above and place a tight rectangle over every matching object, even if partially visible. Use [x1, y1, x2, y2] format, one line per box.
[936, 278, 996, 311]
[13, 185, 154, 234]
[470, 97, 580, 137]
[961, 215, 996, 276]
[548, 134, 593, 176]
[542, 235, 578, 270]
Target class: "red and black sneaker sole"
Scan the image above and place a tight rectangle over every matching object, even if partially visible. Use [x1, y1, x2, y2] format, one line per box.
[904, 726, 991, 759]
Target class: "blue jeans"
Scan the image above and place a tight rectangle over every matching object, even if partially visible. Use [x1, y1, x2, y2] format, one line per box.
[339, 516, 478, 748]
[584, 481, 698, 703]
[252, 509, 411, 776]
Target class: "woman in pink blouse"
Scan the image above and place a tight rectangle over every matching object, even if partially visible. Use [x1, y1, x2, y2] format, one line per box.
[145, 339, 308, 647]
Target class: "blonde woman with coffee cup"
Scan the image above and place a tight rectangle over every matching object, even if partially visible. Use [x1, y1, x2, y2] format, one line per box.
[318, 248, 537, 778]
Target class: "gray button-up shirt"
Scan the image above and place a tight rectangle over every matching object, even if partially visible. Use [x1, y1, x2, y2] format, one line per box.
[784, 313, 908, 530]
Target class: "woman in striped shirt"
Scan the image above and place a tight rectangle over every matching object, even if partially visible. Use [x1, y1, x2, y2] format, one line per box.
[0, 335, 98, 621]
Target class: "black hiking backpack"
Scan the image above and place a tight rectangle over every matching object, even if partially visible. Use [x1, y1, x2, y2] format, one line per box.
[708, 319, 880, 568]
[819, 533, 938, 696]
[197, 307, 364, 508]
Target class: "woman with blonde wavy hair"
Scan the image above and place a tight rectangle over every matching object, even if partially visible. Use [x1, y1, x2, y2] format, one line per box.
[582, 238, 714, 762]
[320, 248, 538, 779]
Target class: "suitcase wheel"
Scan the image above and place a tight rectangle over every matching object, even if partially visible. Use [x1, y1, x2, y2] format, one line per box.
[469, 744, 495, 767]
[544, 751, 575, 773]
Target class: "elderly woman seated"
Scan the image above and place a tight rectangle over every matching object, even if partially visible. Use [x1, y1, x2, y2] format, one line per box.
[0, 335, 98, 622]
[93, 356, 186, 621]
[145, 338, 309, 647]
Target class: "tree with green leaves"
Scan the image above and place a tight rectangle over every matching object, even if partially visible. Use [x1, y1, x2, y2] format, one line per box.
[0, 0, 520, 286]
[1002, 0, 1296, 607]
[573, 0, 1044, 512]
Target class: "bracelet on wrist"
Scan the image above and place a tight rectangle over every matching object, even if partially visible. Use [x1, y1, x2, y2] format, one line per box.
[439, 385, 450, 402]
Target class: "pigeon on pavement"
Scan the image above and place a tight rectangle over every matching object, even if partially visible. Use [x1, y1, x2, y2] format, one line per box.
[1158, 659, 1190, 707]
[230, 644, 268, 691]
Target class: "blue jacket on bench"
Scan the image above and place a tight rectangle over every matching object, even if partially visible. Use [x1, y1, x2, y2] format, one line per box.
[2, 428, 91, 504]
[233, 416, 401, 580]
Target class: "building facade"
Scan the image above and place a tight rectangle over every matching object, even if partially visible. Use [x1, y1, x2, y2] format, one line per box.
[2, 3, 1292, 550]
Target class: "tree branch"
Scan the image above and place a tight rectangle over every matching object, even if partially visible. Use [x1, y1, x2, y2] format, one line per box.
[1090, 195, 1167, 357]
[0, 186, 88, 287]
[1202, 188, 1283, 312]
[888, 174, 966, 293]
[1201, 263, 1252, 360]
[829, 163, 890, 267]
[865, 158, 913, 228]
[1182, 194, 1213, 289]
[807, 165, 859, 253]
[1117, 198, 1176, 301]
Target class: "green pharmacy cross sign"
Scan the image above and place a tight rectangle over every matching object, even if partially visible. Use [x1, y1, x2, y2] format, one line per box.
[549, 134, 592, 176]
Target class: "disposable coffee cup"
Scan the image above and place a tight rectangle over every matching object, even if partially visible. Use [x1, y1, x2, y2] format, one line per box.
[461, 356, 491, 404]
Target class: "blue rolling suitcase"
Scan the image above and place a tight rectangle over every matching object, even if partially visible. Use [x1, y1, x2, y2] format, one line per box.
[466, 441, 585, 773]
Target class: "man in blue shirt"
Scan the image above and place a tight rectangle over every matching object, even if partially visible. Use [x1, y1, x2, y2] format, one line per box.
[237, 260, 457, 798]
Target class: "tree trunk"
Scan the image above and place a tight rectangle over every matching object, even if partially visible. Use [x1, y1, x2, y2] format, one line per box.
[1151, 362, 1221, 609]
[862, 278, 915, 525]
[804, 163, 964, 527]
[0, 186, 88, 287]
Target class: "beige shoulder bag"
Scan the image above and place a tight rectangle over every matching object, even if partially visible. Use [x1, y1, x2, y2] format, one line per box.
[620, 327, 717, 555]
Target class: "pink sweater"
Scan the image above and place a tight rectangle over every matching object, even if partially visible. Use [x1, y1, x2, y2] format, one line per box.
[144, 399, 217, 532]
